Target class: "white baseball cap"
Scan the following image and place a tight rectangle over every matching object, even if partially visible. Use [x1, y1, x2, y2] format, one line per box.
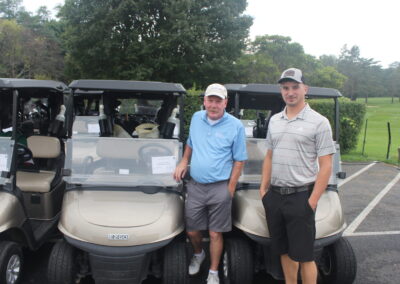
[278, 68, 305, 84]
[204, 83, 227, 99]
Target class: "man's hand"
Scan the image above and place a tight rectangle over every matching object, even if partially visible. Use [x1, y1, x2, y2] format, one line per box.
[228, 184, 235, 197]
[308, 198, 318, 211]
[259, 190, 267, 199]
[173, 160, 188, 182]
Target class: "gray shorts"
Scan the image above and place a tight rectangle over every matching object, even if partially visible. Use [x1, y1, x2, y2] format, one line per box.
[185, 179, 232, 233]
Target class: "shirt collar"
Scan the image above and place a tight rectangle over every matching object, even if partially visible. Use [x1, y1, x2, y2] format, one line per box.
[280, 103, 310, 121]
[201, 110, 227, 125]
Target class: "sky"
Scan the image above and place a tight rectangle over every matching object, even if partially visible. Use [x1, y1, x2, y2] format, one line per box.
[23, 0, 399, 68]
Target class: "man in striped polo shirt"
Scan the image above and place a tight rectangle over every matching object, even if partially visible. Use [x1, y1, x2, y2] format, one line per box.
[259, 68, 336, 284]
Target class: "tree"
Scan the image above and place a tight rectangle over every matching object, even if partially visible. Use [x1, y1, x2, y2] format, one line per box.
[250, 35, 310, 71]
[0, 19, 24, 77]
[307, 66, 346, 90]
[337, 45, 382, 101]
[0, 0, 22, 19]
[232, 53, 279, 84]
[59, 0, 252, 87]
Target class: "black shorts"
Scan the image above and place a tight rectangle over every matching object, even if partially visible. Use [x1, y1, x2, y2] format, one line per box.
[262, 189, 316, 262]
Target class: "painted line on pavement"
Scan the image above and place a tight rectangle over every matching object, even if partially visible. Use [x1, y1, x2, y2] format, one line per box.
[343, 171, 400, 236]
[346, 231, 400, 237]
[338, 161, 378, 187]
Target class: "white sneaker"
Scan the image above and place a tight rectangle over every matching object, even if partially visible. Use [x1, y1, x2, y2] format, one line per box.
[207, 272, 220, 284]
[188, 251, 206, 275]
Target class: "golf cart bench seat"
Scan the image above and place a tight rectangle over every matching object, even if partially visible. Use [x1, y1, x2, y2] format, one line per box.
[113, 124, 131, 138]
[17, 136, 61, 193]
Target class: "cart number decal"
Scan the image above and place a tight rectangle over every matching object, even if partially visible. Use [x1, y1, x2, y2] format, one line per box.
[107, 234, 129, 240]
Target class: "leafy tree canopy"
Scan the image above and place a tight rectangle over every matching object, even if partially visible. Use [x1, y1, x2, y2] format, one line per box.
[60, 0, 252, 88]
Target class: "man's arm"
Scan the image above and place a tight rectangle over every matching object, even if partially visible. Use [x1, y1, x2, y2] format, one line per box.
[228, 161, 245, 197]
[173, 145, 192, 182]
[308, 154, 333, 210]
[259, 149, 273, 199]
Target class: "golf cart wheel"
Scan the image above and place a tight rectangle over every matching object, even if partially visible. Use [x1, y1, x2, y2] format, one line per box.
[163, 240, 189, 284]
[318, 237, 357, 284]
[0, 242, 23, 284]
[47, 240, 78, 284]
[220, 237, 253, 284]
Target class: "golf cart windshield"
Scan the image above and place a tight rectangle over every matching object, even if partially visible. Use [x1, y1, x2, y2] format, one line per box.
[0, 137, 14, 185]
[240, 138, 268, 184]
[64, 137, 181, 187]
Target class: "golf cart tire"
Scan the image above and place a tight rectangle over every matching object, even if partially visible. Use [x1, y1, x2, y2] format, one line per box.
[319, 237, 357, 284]
[163, 240, 188, 284]
[221, 237, 253, 284]
[0, 241, 23, 284]
[47, 240, 78, 284]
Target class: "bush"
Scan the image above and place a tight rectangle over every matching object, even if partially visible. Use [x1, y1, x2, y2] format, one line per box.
[309, 98, 366, 153]
[183, 89, 203, 140]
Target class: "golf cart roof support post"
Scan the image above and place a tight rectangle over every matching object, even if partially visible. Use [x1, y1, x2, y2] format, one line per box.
[178, 94, 184, 142]
[234, 92, 240, 118]
[11, 89, 18, 141]
[334, 97, 340, 143]
[65, 90, 74, 139]
[9, 89, 19, 189]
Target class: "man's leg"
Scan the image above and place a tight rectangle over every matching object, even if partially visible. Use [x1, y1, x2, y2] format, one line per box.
[209, 230, 223, 271]
[187, 230, 206, 275]
[187, 230, 203, 254]
[300, 261, 317, 284]
[281, 254, 299, 284]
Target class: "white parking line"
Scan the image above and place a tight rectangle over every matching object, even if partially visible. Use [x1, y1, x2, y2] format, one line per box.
[346, 231, 400, 237]
[343, 171, 400, 236]
[338, 161, 378, 187]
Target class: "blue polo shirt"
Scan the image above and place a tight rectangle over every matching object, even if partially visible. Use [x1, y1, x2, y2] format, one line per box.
[187, 110, 247, 183]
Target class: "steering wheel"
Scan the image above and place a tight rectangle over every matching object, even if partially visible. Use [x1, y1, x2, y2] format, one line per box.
[138, 143, 173, 171]
[16, 143, 33, 163]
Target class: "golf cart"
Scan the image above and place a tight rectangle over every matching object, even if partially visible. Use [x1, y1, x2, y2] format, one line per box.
[0, 78, 69, 284]
[47, 80, 188, 284]
[221, 83, 356, 283]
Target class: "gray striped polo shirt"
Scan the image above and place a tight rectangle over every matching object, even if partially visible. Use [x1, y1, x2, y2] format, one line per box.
[266, 103, 336, 187]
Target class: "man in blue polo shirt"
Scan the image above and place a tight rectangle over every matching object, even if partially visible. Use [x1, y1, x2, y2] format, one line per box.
[174, 83, 247, 284]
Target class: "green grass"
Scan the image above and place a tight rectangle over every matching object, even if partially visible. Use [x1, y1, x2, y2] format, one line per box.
[342, 97, 400, 165]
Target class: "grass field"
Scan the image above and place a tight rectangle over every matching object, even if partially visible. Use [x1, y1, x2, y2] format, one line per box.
[341, 97, 400, 165]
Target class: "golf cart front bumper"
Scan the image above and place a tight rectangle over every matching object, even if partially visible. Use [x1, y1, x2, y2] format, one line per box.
[65, 235, 173, 284]
[244, 230, 343, 249]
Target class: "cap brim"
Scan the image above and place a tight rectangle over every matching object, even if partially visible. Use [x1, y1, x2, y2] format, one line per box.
[205, 94, 226, 99]
[278, 77, 303, 84]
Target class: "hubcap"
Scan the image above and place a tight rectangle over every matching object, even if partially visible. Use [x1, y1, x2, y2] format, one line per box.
[6, 254, 21, 284]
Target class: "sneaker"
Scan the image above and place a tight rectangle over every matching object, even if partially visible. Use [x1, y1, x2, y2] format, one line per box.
[207, 272, 220, 284]
[188, 251, 206, 275]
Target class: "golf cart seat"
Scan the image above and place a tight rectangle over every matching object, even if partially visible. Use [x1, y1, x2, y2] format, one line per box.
[113, 123, 131, 138]
[16, 136, 61, 193]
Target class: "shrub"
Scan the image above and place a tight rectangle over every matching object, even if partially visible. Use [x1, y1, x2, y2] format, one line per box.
[309, 98, 366, 153]
[183, 89, 203, 140]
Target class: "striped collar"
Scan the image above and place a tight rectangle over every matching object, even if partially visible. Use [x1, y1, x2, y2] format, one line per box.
[280, 103, 310, 121]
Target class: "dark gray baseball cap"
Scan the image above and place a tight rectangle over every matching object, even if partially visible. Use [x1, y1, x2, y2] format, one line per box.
[278, 68, 305, 84]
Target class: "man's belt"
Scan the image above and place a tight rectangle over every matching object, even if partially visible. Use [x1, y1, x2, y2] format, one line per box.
[270, 183, 314, 195]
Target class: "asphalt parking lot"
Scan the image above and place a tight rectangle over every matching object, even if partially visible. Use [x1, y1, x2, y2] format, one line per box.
[20, 162, 400, 284]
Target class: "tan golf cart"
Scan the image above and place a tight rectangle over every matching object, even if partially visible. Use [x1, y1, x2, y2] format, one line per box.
[220, 83, 356, 284]
[0, 78, 69, 284]
[47, 80, 188, 284]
